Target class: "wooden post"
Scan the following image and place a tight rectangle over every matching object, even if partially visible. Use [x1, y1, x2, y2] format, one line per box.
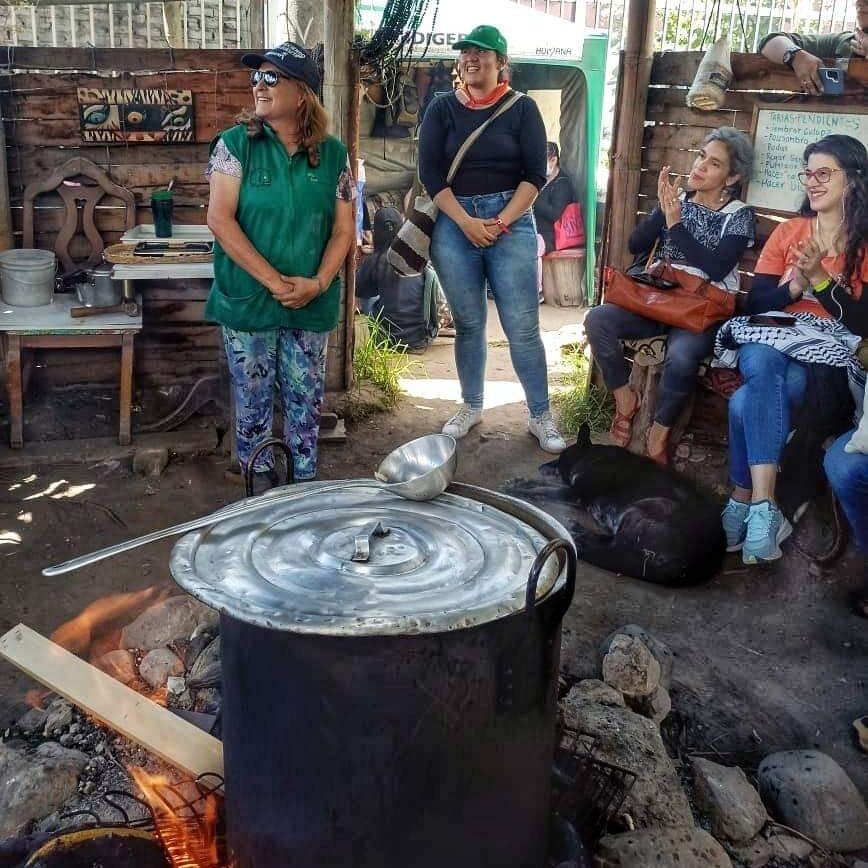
[323, 0, 358, 390]
[161, 1, 185, 47]
[605, 0, 657, 271]
[247, 0, 265, 47]
[0, 89, 14, 252]
[282, 0, 324, 47]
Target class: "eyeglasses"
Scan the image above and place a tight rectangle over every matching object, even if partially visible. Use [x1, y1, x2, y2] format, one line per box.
[797, 168, 844, 185]
[250, 69, 291, 88]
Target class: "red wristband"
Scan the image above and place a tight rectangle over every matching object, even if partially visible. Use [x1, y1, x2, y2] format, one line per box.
[496, 217, 511, 235]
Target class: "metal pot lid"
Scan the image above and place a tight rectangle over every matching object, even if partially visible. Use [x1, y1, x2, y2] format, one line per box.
[170, 480, 570, 636]
[91, 262, 114, 277]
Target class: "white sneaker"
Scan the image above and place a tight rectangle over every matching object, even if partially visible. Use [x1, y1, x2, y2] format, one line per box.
[442, 405, 483, 439]
[528, 411, 566, 453]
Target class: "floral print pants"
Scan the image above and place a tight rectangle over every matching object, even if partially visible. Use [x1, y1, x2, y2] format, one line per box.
[223, 326, 327, 481]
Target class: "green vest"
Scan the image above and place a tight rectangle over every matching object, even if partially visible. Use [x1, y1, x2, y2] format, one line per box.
[205, 123, 348, 332]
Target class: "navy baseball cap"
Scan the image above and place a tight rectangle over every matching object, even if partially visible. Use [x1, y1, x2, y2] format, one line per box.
[242, 41, 321, 92]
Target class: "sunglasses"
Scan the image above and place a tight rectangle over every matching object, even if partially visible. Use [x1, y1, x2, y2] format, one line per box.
[797, 167, 844, 185]
[250, 69, 291, 88]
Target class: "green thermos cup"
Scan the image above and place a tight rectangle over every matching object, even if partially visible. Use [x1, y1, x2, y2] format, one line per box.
[151, 190, 173, 238]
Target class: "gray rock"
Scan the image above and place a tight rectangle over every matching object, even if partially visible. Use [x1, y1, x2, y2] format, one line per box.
[594, 827, 732, 868]
[602, 635, 661, 699]
[16, 706, 47, 734]
[601, 625, 674, 689]
[563, 701, 693, 828]
[564, 679, 625, 709]
[43, 698, 73, 735]
[757, 750, 868, 851]
[120, 595, 219, 651]
[166, 676, 186, 695]
[138, 648, 184, 689]
[187, 636, 221, 689]
[194, 687, 222, 715]
[766, 832, 814, 861]
[94, 649, 139, 685]
[727, 837, 771, 868]
[132, 447, 170, 478]
[0, 741, 88, 837]
[691, 757, 767, 843]
[632, 685, 671, 725]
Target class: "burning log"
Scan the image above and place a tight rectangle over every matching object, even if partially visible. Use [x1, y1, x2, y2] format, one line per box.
[0, 624, 223, 780]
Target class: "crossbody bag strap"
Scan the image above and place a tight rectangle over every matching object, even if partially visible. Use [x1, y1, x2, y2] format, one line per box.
[445, 91, 524, 184]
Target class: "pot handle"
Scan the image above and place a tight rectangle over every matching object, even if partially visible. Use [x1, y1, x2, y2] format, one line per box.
[525, 538, 577, 617]
[244, 437, 295, 496]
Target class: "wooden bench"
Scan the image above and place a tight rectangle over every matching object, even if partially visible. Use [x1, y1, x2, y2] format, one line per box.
[541, 248, 586, 307]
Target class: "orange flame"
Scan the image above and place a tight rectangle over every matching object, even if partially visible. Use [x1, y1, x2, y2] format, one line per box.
[129, 767, 223, 868]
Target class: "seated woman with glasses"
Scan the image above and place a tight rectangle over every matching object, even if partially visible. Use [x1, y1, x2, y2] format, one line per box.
[720, 134, 868, 565]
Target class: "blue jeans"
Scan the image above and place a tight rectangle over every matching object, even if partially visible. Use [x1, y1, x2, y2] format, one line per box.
[430, 191, 550, 416]
[728, 343, 807, 488]
[223, 326, 327, 481]
[584, 303, 718, 427]
[824, 431, 868, 552]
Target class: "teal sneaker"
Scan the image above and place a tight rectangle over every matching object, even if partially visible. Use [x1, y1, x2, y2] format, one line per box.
[721, 498, 750, 552]
[742, 500, 792, 565]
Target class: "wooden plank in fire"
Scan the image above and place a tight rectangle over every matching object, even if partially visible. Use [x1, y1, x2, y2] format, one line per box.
[0, 623, 224, 780]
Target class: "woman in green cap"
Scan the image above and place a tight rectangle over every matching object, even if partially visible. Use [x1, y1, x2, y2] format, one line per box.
[418, 24, 566, 453]
[206, 42, 356, 486]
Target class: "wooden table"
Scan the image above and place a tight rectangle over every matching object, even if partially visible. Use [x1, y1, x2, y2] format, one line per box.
[0, 294, 142, 448]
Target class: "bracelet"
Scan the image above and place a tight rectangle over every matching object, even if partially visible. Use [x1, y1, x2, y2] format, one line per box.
[812, 277, 832, 293]
[495, 217, 511, 235]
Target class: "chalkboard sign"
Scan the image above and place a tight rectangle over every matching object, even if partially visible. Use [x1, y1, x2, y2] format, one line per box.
[745, 104, 868, 214]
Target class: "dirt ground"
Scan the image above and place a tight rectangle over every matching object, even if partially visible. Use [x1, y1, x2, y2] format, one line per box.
[1, 300, 866, 798]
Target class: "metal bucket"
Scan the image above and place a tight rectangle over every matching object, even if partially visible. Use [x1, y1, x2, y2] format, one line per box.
[171, 480, 577, 868]
[0, 249, 56, 307]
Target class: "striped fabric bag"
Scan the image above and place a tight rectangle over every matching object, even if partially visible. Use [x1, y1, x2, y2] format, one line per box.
[388, 92, 523, 277]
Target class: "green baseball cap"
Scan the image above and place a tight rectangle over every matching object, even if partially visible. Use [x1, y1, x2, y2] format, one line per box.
[452, 25, 508, 55]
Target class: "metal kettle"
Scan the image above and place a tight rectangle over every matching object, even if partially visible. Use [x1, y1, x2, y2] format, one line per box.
[74, 262, 121, 308]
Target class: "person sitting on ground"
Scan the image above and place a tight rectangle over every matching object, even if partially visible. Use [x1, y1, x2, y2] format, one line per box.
[356, 206, 440, 350]
[533, 142, 582, 254]
[584, 126, 755, 465]
[759, 0, 867, 95]
[719, 134, 868, 565]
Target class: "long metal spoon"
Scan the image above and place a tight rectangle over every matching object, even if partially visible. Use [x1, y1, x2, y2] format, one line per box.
[41, 481, 348, 577]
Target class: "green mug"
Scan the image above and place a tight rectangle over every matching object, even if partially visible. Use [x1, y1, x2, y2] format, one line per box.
[151, 190, 173, 238]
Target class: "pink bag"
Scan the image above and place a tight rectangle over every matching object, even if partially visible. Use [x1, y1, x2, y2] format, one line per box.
[553, 202, 585, 251]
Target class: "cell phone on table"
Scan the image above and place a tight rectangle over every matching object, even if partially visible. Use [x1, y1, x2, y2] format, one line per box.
[748, 314, 797, 328]
[632, 272, 679, 290]
[819, 67, 844, 95]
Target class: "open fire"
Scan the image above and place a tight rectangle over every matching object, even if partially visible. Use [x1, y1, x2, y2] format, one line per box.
[127, 769, 225, 868]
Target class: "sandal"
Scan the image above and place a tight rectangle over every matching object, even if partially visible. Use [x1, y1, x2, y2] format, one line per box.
[609, 388, 640, 448]
[646, 431, 670, 467]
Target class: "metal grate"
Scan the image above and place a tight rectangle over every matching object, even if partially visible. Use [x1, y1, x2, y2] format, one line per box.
[551, 729, 637, 842]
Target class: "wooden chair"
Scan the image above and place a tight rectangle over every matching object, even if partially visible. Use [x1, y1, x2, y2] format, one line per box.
[21, 157, 136, 273]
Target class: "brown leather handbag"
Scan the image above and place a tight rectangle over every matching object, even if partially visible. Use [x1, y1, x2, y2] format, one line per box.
[603, 244, 736, 334]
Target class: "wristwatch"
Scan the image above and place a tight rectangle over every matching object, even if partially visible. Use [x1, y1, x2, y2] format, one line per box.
[782, 46, 803, 68]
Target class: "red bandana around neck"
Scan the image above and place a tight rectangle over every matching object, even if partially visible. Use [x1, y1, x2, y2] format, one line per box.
[455, 82, 511, 109]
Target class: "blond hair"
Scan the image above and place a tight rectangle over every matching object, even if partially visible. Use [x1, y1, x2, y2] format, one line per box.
[237, 80, 329, 167]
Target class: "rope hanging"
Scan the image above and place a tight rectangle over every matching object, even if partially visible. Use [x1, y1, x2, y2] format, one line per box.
[355, 0, 440, 96]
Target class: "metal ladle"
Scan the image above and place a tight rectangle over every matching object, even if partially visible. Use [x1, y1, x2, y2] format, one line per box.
[42, 436, 457, 577]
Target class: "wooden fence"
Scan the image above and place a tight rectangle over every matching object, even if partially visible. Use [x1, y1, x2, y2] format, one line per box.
[0, 47, 349, 392]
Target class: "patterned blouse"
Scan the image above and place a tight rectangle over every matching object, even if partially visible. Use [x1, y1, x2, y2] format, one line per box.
[207, 138, 356, 201]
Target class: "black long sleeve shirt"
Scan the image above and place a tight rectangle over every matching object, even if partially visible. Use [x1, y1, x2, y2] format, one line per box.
[750, 273, 868, 337]
[418, 91, 547, 198]
[628, 205, 753, 284]
[534, 172, 580, 252]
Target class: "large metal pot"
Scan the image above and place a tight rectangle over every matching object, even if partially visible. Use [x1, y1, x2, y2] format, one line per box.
[74, 262, 121, 307]
[170, 480, 577, 868]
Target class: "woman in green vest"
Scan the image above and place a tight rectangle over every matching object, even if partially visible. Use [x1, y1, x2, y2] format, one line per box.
[206, 42, 356, 484]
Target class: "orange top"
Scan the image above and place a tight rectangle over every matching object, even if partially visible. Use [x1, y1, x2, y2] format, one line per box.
[756, 217, 867, 317]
